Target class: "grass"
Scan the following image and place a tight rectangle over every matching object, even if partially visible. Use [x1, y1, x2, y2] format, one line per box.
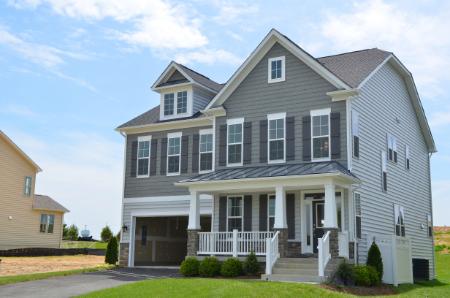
[61, 241, 108, 249]
[0, 264, 114, 286]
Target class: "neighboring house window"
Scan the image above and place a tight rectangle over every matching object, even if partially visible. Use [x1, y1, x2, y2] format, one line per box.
[427, 214, 432, 237]
[267, 113, 286, 163]
[227, 118, 244, 166]
[167, 132, 182, 175]
[394, 204, 405, 237]
[268, 56, 285, 83]
[137, 136, 151, 177]
[381, 150, 387, 192]
[405, 145, 410, 170]
[352, 110, 360, 158]
[177, 91, 187, 114]
[354, 193, 362, 239]
[199, 129, 213, 172]
[311, 108, 331, 161]
[227, 196, 243, 231]
[24, 176, 32, 197]
[268, 195, 275, 231]
[164, 93, 174, 116]
[141, 225, 147, 246]
[387, 134, 398, 163]
[40, 214, 54, 233]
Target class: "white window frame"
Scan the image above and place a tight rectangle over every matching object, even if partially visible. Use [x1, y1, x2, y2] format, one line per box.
[163, 93, 175, 116]
[387, 133, 398, 163]
[176, 90, 188, 114]
[268, 194, 275, 231]
[40, 214, 55, 234]
[199, 128, 214, 174]
[381, 150, 387, 192]
[167, 132, 182, 176]
[136, 136, 152, 178]
[160, 88, 193, 120]
[24, 176, 32, 197]
[352, 109, 360, 158]
[311, 108, 331, 162]
[226, 195, 244, 232]
[226, 118, 244, 167]
[267, 112, 286, 164]
[268, 56, 286, 83]
[354, 192, 362, 239]
[427, 214, 432, 237]
[394, 204, 405, 237]
[405, 144, 410, 170]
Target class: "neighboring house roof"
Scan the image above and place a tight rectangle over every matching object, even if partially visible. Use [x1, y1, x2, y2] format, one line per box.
[0, 130, 42, 172]
[33, 194, 69, 213]
[178, 161, 357, 184]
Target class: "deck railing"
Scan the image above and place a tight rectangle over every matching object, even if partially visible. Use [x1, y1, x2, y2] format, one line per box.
[318, 230, 331, 277]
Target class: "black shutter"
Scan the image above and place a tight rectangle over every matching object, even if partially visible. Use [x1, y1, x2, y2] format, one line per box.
[130, 141, 138, 177]
[331, 112, 341, 159]
[150, 139, 158, 176]
[160, 138, 167, 175]
[244, 195, 252, 231]
[259, 194, 268, 231]
[260, 120, 268, 163]
[354, 136, 360, 158]
[243, 122, 252, 165]
[181, 135, 189, 174]
[219, 196, 227, 232]
[286, 194, 295, 239]
[302, 116, 311, 161]
[219, 125, 227, 166]
[286, 116, 295, 161]
[192, 134, 199, 173]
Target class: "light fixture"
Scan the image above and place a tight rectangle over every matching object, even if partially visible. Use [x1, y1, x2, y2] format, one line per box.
[122, 225, 128, 232]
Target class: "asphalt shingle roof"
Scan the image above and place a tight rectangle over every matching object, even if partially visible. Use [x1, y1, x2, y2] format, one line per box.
[175, 63, 224, 92]
[33, 194, 69, 213]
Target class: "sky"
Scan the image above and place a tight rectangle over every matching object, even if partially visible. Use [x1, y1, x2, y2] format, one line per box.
[1, 0, 449, 238]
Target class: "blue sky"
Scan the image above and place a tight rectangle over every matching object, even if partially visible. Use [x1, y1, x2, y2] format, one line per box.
[1, 0, 449, 238]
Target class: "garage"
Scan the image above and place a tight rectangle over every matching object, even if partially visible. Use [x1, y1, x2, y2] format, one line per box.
[133, 216, 211, 266]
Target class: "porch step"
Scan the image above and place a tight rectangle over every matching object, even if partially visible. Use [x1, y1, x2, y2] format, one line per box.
[261, 273, 325, 283]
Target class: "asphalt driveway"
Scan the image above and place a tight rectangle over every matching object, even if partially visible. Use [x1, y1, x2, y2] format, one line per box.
[0, 267, 181, 298]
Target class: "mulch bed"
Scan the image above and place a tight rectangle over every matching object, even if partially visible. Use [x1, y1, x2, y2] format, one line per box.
[322, 284, 397, 296]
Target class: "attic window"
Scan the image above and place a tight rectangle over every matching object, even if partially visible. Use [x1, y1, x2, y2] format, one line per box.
[268, 56, 285, 83]
[164, 93, 174, 116]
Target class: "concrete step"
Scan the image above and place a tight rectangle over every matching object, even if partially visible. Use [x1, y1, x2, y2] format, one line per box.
[274, 262, 318, 269]
[276, 258, 318, 264]
[261, 273, 325, 283]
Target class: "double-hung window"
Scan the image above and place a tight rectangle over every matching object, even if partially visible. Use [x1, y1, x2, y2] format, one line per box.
[227, 118, 244, 166]
[164, 93, 175, 116]
[405, 145, 410, 170]
[268, 56, 285, 83]
[167, 132, 181, 175]
[163, 91, 189, 117]
[227, 196, 243, 231]
[199, 129, 213, 172]
[381, 150, 387, 191]
[311, 108, 331, 161]
[427, 214, 432, 237]
[24, 176, 32, 196]
[394, 204, 405, 237]
[268, 113, 286, 163]
[177, 91, 187, 114]
[137, 136, 151, 177]
[387, 134, 398, 163]
[354, 193, 362, 239]
[40, 214, 54, 233]
[352, 110, 360, 158]
[268, 195, 275, 231]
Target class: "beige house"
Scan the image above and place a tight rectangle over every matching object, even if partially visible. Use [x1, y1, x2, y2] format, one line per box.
[0, 131, 68, 250]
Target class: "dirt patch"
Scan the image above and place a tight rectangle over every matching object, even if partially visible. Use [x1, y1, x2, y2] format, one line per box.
[322, 284, 397, 296]
[0, 255, 105, 276]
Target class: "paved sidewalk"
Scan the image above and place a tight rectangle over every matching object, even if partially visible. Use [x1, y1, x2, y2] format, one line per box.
[0, 267, 180, 298]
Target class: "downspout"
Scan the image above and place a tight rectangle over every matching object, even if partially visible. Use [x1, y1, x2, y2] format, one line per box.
[428, 152, 435, 279]
[119, 131, 127, 264]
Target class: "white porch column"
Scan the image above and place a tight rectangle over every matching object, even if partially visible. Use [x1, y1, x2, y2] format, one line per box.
[324, 183, 338, 228]
[274, 185, 287, 229]
[188, 190, 201, 230]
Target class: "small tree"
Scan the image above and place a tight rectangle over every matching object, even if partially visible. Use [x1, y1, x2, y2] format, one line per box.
[101, 225, 113, 242]
[62, 224, 69, 239]
[105, 237, 118, 265]
[116, 231, 121, 242]
[243, 251, 259, 275]
[367, 241, 383, 281]
[67, 224, 79, 241]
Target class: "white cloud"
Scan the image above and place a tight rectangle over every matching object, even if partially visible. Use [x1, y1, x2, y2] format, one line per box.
[174, 48, 242, 66]
[430, 110, 450, 129]
[212, 1, 258, 25]
[2, 104, 38, 118]
[432, 180, 450, 226]
[316, 0, 450, 97]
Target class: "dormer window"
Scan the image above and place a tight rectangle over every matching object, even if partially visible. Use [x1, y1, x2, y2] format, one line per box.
[164, 93, 175, 116]
[160, 89, 192, 120]
[268, 56, 285, 83]
[177, 91, 187, 114]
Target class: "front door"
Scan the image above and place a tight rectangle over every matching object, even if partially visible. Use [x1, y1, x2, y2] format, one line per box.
[312, 200, 325, 253]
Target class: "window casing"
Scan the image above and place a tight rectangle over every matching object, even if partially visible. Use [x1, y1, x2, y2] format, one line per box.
[227, 196, 243, 231]
[268, 195, 275, 231]
[161, 90, 190, 119]
[387, 134, 398, 163]
[268, 113, 286, 163]
[227, 118, 244, 166]
[427, 214, 432, 237]
[199, 129, 214, 173]
[177, 91, 187, 114]
[167, 132, 182, 176]
[311, 109, 331, 161]
[405, 145, 410, 170]
[394, 204, 405, 237]
[354, 193, 362, 239]
[24, 176, 32, 197]
[352, 110, 360, 158]
[164, 93, 174, 116]
[40, 214, 54, 233]
[137, 136, 151, 178]
[268, 56, 285, 83]
[381, 150, 387, 192]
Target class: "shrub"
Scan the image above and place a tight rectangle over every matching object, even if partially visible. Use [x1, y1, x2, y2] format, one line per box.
[180, 257, 200, 277]
[367, 265, 381, 286]
[199, 257, 221, 277]
[366, 241, 383, 281]
[101, 225, 113, 242]
[105, 237, 118, 265]
[352, 266, 371, 287]
[67, 224, 79, 241]
[435, 245, 445, 252]
[243, 252, 259, 275]
[220, 258, 242, 277]
[335, 260, 354, 285]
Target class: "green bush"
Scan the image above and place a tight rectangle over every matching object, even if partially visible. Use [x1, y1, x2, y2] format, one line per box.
[367, 265, 381, 286]
[67, 224, 79, 241]
[435, 245, 445, 252]
[220, 258, 242, 277]
[243, 252, 259, 275]
[335, 260, 354, 285]
[366, 241, 383, 281]
[101, 225, 113, 242]
[180, 257, 200, 277]
[199, 257, 221, 277]
[352, 266, 371, 287]
[105, 237, 118, 265]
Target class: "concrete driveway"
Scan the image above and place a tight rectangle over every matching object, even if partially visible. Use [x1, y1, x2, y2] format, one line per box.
[0, 267, 181, 298]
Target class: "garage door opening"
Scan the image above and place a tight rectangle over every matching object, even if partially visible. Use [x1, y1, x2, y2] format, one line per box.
[133, 216, 211, 266]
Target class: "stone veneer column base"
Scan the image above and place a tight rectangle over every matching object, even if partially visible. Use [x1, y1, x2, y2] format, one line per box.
[119, 242, 129, 267]
[274, 228, 288, 258]
[323, 228, 339, 258]
[187, 229, 200, 257]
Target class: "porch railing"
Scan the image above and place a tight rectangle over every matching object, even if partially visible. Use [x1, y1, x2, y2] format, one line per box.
[265, 231, 280, 275]
[198, 230, 274, 256]
[318, 230, 331, 277]
[338, 231, 349, 258]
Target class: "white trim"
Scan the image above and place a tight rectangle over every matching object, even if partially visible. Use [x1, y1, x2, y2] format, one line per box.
[267, 194, 275, 231]
[268, 56, 285, 83]
[117, 116, 213, 134]
[226, 118, 244, 167]
[358, 55, 393, 89]
[327, 89, 359, 102]
[310, 108, 331, 162]
[226, 195, 244, 232]
[267, 113, 286, 164]
[123, 194, 213, 204]
[199, 128, 214, 174]
[167, 132, 182, 176]
[310, 108, 331, 117]
[226, 117, 245, 125]
[354, 192, 361, 240]
[136, 135, 152, 178]
[347, 100, 353, 170]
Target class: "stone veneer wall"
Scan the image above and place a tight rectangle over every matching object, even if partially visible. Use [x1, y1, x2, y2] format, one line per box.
[187, 230, 200, 256]
[274, 228, 288, 257]
[286, 241, 302, 257]
[323, 228, 339, 258]
[119, 242, 129, 267]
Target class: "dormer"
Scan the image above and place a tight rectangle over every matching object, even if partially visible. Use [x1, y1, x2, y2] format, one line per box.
[152, 61, 223, 121]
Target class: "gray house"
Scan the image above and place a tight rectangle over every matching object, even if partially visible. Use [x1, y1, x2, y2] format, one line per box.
[116, 29, 435, 284]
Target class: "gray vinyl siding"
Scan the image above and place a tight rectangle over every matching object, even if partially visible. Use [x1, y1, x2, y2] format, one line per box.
[167, 70, 185, 82]
[352, 62, 434, 278]
[215, 42, 347, 169]
[124, 126, 212, 198]
[193, 86, 216, 114]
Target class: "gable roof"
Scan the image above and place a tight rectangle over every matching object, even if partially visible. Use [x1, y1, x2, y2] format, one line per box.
[0, 130, 42, 172]
[33, 194, 69, 213]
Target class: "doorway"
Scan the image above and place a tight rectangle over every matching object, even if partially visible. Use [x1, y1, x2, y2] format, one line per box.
[312, 200, 325, 253]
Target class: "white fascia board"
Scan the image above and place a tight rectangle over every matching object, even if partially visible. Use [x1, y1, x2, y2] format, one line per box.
[151, 62, 194, 91]
[116, 116, 213, 134]
[200, 106, 227, 117]
[327, 89, 359, 102]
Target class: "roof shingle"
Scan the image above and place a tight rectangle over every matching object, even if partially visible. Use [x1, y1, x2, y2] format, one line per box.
[33, 194, 69, 213]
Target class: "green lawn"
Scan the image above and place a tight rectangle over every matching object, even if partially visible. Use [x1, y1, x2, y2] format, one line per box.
[61, 241, 108, 249]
